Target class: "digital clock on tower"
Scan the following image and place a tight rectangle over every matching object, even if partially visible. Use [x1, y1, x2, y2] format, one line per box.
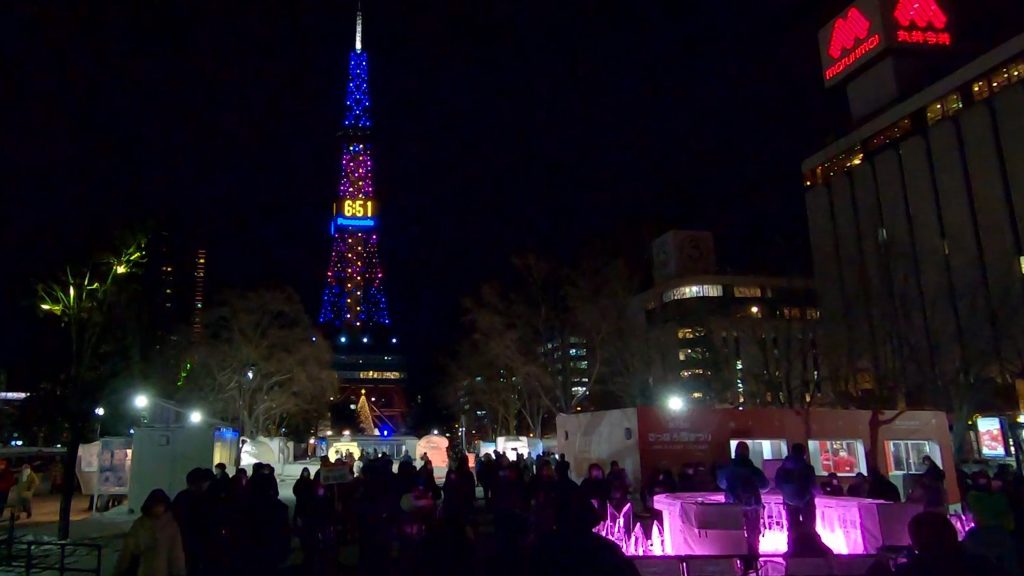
[335, 199, 376, 228]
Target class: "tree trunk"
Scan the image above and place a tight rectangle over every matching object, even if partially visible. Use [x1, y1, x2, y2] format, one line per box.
[57, 427, 82, 540]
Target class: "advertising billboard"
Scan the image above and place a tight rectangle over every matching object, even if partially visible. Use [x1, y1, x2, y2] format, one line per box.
[976, 417, 1007, 459]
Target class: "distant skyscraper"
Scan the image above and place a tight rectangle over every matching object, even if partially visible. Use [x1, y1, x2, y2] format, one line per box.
[192, 248, 207, 337]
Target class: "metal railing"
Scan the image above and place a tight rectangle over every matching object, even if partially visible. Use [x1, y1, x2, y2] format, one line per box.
[0, 514, 103, 575]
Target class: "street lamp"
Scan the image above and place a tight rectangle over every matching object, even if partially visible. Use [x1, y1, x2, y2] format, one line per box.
[94, 407, 105, 416]
[667, 396, 684, 411]
[133, 394, 149, 409]
[188, 410, 202, 424]
[750, 306, 760, 315]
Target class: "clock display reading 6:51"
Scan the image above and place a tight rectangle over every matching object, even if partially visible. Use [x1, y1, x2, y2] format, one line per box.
[342, 199, 374, 218]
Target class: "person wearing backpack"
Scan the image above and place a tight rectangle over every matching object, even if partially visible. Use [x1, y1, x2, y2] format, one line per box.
[775, 443, 819, 555]
[717, 441, 769, 572]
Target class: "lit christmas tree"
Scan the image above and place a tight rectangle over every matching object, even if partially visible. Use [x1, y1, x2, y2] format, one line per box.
[356, 390, 375, 435]
[319, 7, 391, 335]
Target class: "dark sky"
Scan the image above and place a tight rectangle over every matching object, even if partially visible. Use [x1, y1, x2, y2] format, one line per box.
[1, 1, 851, 395]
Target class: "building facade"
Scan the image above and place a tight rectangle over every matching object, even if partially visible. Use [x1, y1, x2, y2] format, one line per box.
[803, 1, 1024, 411]
[634, 232, 822, 408]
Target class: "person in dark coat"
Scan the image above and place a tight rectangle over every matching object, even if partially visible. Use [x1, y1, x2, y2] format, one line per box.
[530, 489, 641, 576]
[238, 473, 291, 572]
[579, 463, 610, 513]
[717, 441, 769, 571]
[891, 511, 1005, 576]
[920, 455, 947, 511]
[821, 472, 845, 497]
[441, 455, 476, 525]
[847, 472, 869, 498]
[775, 443, 818, 554]
[172, 468, 214, 576]
[867, 467, 902, 503]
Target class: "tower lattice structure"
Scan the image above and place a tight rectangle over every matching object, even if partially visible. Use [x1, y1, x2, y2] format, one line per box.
[319, 8, 392, 338]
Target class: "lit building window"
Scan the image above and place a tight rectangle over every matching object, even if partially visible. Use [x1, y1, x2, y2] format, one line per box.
[568, 348, 586, 357]
[991, 68, 1011, 93]
[972, 80, 991, 102]
[926, 101, 944, 125]
[680, 369, 708, 379]
[691, 392, 704, 399]
[662, 284, 723, 302]
[733, 286, 762, 298]
[783, 307, 802, 320]
[679, 348, 707, 361]
[1010, 60, 1024, 84]
[677, 327, 705, 340]
[806, 308, 821, 320]
[571, 360, 589, 369]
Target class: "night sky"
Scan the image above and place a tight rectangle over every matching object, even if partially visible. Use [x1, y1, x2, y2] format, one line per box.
[1, 1, 852, 397]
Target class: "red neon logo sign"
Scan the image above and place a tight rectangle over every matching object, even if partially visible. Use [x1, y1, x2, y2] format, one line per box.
[827, 7, 872, 59]
[894, 0, 948, 29]
[893, 0, 952, 46]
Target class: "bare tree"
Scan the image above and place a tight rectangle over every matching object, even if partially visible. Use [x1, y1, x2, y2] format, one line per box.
[189, 289, 336, 438]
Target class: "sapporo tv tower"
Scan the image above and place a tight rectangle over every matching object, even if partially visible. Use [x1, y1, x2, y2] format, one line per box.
[318, 5, 408, 434]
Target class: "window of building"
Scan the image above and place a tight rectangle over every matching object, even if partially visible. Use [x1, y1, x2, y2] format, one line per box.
[782, 307, 802, 320]
[806, 308, 821, 320]
[943, 92, 963, 116]
[809, 439, 867, 476]
[926, 101, 944, 125]
[570, 386, 587, 397]
[569, 348, 586, 357]
[730, 439, 788, 470]
[679, 348, 707, 361]
[571, 360, 589, 369]
[886, 440, 940, 474]
[680, 368, 708, 379]
[678, 327, 706, 340]
[691, 391, 704, 400]
[991, 67, 1011, 94]
[972, 79, 991, 102]
[1010, 60, 1024, 84]
[662, 284, 724, 302]
[734, 286, 762, 298]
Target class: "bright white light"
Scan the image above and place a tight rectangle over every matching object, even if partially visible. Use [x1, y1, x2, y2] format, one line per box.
[94, 407, 105, 416]
[667, 396, 684, 411]
[129, 428, 135, 435]
[246, 368, 255, 380]
[188, 410, 202, 424]
[391, 337, 398, 344]
[133, 394, 149, 409]
[362, 336, 369, 343]
[341, 429, 350, 436]
[432, 429, 439, 435]
[750, 306, 760, 315]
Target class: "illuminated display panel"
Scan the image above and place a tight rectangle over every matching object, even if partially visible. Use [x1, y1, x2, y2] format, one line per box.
[892, 0, 951, 46]
[335, 199, 376, 228]
[818, 1, 888, 87]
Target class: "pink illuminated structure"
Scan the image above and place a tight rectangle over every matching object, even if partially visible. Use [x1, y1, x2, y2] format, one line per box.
[597, 493, 974, 558]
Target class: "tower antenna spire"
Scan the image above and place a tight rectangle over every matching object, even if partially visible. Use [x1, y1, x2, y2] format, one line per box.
[355, 1, 363, 52]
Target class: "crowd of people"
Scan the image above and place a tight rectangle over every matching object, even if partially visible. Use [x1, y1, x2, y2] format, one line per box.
[113, 450, 640, 576]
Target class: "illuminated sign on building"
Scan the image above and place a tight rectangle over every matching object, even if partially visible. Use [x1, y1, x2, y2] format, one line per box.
[358, 371, 403, 380]
[893, 0, 951, 46]
[819, 1, 887, 86]
[818, 0, 954, 86]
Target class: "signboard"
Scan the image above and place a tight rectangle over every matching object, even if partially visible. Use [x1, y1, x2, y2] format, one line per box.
[818, 0, 954, 86]
[977, 417, 1007, 458]
[97, 437, 132, 495]
[819, 0, 888, 86]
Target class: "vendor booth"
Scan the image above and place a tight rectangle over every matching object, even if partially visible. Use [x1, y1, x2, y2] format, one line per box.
[557, 407, 959, 505]
[127, 425, 238, 512]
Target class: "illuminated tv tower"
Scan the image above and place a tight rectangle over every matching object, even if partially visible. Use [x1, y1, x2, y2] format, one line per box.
[318, 6, 408, 433]
[318, 6, 392, 338]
